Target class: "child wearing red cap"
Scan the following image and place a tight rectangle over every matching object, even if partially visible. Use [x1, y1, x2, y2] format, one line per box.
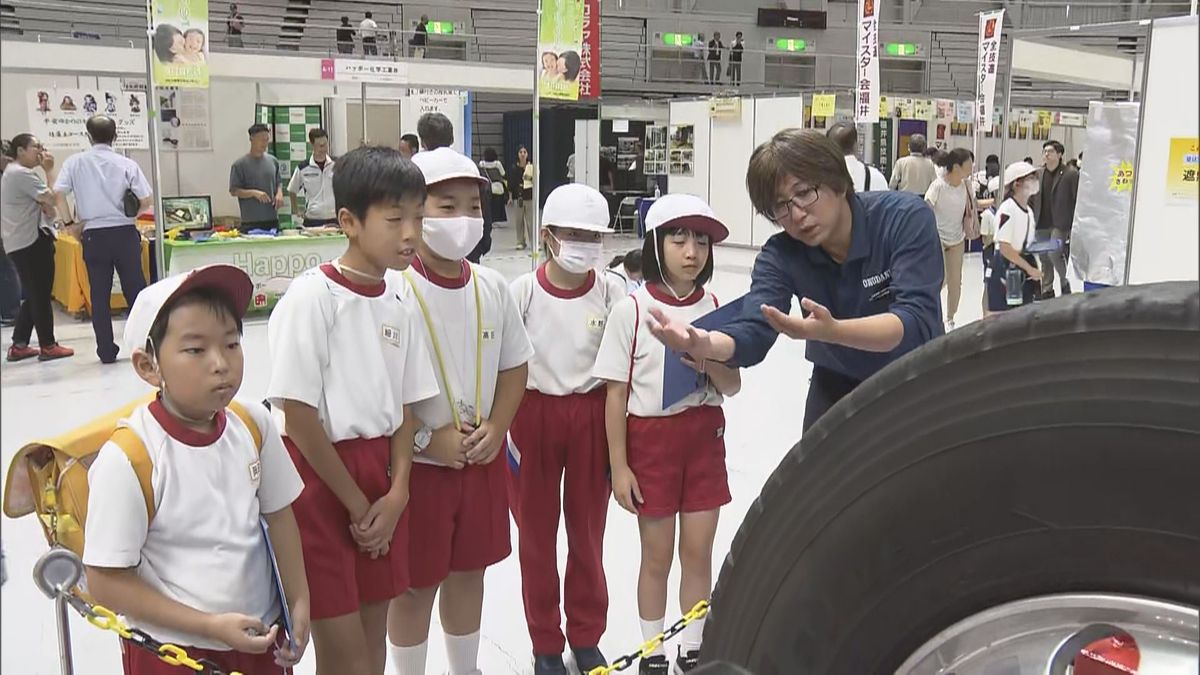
[593, 194, 741, 675]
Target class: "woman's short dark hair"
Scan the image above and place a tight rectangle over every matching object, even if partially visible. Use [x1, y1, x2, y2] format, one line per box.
[483, 147, 498, 162]
[938, 148, 974, 170]
[333, 145, 426, 222]
[153, 24, 182, 63]
[641, 227, 714, 288]
[746, 128, 853, 218]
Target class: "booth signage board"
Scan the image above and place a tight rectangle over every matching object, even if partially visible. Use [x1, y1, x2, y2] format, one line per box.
[538, 0, 586, 101]
[956, 101, 974, 123]
[1055, 111, 1087, 127]
[151, 0, 209, 88]
[873, 117, 894, 179]
[975, 9, 1004, 129]
[812, 94, 836, 118]
[855, 0, 881, 124]
[1165, 137, 1199, 204]
[27, 88, 149, 150]
[579, 0, 601, 99]
[322, 59, 409, 84]
[709, 97, 742, 119]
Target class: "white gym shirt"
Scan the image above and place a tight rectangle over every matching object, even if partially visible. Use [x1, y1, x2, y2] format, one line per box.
[995, 199, 1037, 254]
[593, 284, 724, 418]
[83, 399, 303, 650]
[266, 263, 440, 443]
[511, 265, 627, 397]
[398, 258, 534, 466]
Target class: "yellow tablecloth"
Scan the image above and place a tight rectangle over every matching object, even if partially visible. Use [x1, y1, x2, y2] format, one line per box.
[51, 233, 151, 316]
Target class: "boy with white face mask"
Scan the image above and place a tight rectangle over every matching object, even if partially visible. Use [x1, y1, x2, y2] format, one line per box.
[388, 146, 534, 675]
[507, 183, 625, 675]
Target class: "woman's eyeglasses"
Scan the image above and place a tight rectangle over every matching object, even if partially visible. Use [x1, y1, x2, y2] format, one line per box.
[766, 185, 820, 223]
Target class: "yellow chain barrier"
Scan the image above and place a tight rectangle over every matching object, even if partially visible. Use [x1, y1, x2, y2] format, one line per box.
[587, 600, 711, 675]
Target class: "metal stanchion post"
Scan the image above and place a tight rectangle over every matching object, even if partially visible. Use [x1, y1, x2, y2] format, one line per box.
[531, 0, 543, 271]
[34, 548, 85, 675]
[144, 0, 166, 280]
[55, 595, 75, 675]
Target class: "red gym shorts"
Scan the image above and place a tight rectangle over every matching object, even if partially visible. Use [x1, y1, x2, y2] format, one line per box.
[408, 456, 511, 589]
[121, 639, 291, 675]
[626, 405, 732, 518]
[284, 436, 410, 620]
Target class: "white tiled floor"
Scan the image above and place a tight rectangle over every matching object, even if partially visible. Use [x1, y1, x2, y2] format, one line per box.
[0, 223, 988, 674]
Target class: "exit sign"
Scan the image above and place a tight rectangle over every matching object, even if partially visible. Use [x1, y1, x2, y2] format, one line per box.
[662, 33, 694, 46]
[775, 38, 808, 52]
[426, 21, 454, 34]
[885, 43, 919, 56]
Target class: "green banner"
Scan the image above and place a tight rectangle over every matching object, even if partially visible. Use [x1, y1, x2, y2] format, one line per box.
[537, 0, 584, 101]
[151, 0, 209, 88]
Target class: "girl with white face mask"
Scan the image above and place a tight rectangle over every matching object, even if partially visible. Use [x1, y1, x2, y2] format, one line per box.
[507, 183, 625, 674]
[985, 161, 1044, 314]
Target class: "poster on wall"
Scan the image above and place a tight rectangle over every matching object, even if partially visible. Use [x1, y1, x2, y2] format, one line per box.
[1070, 101, 1139, 286]
[151, 0, 209, 88]
[955, 100, 974, 124]
[1164, 137, 1199, 204]
[538, 0, 585, 101]
[812, 94, 836, 118]
[975, 9, 1004, 129]
[855, 0, 880, 124]
[26, 88, 148, 150]
[403, 89, 466, 154]
[913, 99, 933, 119]
[644, 125, 667, 176]
[668, 125, 694, 177]
[158, 87, 212, 150]
[579, 0, 601, 99]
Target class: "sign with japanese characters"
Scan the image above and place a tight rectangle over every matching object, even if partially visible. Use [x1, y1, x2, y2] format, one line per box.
[855, 0, 880, 124]
[322, 59, 409, 84]
[26, 88, 148, 150]
[1165, 137, 1198, 203]
[151, 0, 209, 88]
[975, 9, 1005, 129]
[579, 0, 601, 99]
[812, 94, 836, 118]
[538, 0, 585, 101]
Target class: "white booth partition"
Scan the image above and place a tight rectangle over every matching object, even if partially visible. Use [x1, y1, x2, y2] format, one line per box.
[708, 101, 756, 247]
[751, 96, 805, 247]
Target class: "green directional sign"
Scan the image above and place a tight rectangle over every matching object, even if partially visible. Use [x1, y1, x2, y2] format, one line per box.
[774, 38, 808, 52]
[885, 42, 919, 56]
[663, 33, 694, 46]
[426, 20, 454, 34]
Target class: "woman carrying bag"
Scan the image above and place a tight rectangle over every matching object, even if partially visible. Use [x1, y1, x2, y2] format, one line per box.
[509, 146, 535, 250]
[924, 148, 978, 330]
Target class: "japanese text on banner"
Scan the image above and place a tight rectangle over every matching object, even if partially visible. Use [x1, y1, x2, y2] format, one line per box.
[855, 0, 880, 124]
[975, 9, 1005, 129]
[151, 0, 209, 88]
[538, 0, 585, 101]
[578, 0, 601, 99]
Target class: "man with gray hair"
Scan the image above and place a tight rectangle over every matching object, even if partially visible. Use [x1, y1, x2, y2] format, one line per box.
[889, 133, 938, 195]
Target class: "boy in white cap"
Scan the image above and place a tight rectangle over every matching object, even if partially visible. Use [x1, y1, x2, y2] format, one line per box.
[593, 194, 741, 675]
[267, 146, 439, 675]
[84, 264, 310, 675]
[507, 183, 625, 675]
[387, 146, 534, 675]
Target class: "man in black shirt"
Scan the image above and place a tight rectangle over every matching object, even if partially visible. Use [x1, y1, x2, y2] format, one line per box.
[336, 16, 354, 54]
[1031, 140, 1079, 298]
[708, 31, 724, 85]
[225, 3, 244, 48]
[729, 31, 744, 86]
[410, 14, 429, 58]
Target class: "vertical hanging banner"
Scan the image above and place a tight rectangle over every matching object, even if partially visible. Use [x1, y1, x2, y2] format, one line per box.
[538, 0, 585, 101]
[855, 0, 880, 124]
[151, 0, 210, 87]
[579, 0, 601, 99]
[975, 9, 1004, 129]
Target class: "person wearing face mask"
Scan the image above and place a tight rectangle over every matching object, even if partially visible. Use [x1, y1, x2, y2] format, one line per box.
[388, 146, 535, 675]
[985, 161, 1043, 314]
[506, 184, 624, 675]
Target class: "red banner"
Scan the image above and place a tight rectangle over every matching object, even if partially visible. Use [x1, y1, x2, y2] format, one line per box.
[579, 0, 600, 99]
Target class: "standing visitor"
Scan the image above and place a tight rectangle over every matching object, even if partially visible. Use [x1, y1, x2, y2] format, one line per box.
[229, 123, 283, 233]
[479, 147, 508, 227]
[986, 162, 1043, 313]
[360, 12, 378, 56]
[1030, 140, 1078, 298]
[410, 14, 428, 58]
[707, 32, 724, 85]
[226, 3, 244, 48]
[399, 134, 419, 160]
[0, 141, 22, 327]
[827, 122, 887, 193]
[287, 128, 337, 228]
[336, 16, 355, 55]
[1, 134, 73, 362]
[924, 148, 976, 330]
[54, 115, 152, 363]
[509, 146, 535, 250]
[889, 133, 938, 195]
[728, 32, 744, 86]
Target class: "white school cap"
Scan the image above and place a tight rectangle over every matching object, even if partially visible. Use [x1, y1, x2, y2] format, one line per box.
[542, 183, 613, 233]
[644, 193, 729, 243]
[1003, 161, 1038, 188]
[411, 147, 489, 187]
[124, 264, 253, 355]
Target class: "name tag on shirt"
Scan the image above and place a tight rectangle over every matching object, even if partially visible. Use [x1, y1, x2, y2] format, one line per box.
[381, 324, 401, 346]
[586, 315, 606, 331]
[481, 328, 497, 341]
[249, 459, 262, 485]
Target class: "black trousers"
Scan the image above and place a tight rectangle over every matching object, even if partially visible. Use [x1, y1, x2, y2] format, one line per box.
[363, 37, 377, 55]
[803, 365, 864, 432]
[8, 231, 57, 347]
[81, 226, 146, 360]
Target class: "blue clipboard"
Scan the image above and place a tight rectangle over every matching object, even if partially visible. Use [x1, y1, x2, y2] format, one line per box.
[260, 517, 295, 652]
[1026, 238, 1063, 254]
[661, 295, 746, 410]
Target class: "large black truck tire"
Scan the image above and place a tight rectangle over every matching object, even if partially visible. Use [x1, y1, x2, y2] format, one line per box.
[701, 282, 1200, 674]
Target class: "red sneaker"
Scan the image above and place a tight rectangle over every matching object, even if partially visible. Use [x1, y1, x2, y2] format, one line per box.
[6, 344, 39, 362]
[38, 344, 75, 361]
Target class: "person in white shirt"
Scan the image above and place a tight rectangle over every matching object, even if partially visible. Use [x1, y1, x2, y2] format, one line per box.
[507, 184, 624, 675]
[827, 122, 887, 193]
[287, 128, 337, 227]
[54, 115, 153, 363]
[986, 161, 1044, 314]
[387, 147, 534, 675]
[84, 264, 310, 675]
[605, 249, 644, 294]
[360, 11, 379, 55]
[592, 194, 741, 675]
[924, 148, 975, 329]
[267, 146, 439, 675]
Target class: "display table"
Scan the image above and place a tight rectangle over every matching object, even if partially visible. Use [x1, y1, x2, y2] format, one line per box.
[164, 234, 347, 312]
[51, 233, 151, 317]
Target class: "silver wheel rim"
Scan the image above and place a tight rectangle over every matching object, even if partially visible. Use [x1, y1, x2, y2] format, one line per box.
[897, 593, 1199, 674]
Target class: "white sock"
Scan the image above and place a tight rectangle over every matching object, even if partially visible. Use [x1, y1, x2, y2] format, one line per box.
[640, 616, 666, 657]
[445, 630, 481, 675]
[680, 616, 706, 654]
[389, 640, 428, 675]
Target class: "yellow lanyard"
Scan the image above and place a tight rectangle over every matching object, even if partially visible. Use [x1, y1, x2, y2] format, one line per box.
[403, 265, 483, 431]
